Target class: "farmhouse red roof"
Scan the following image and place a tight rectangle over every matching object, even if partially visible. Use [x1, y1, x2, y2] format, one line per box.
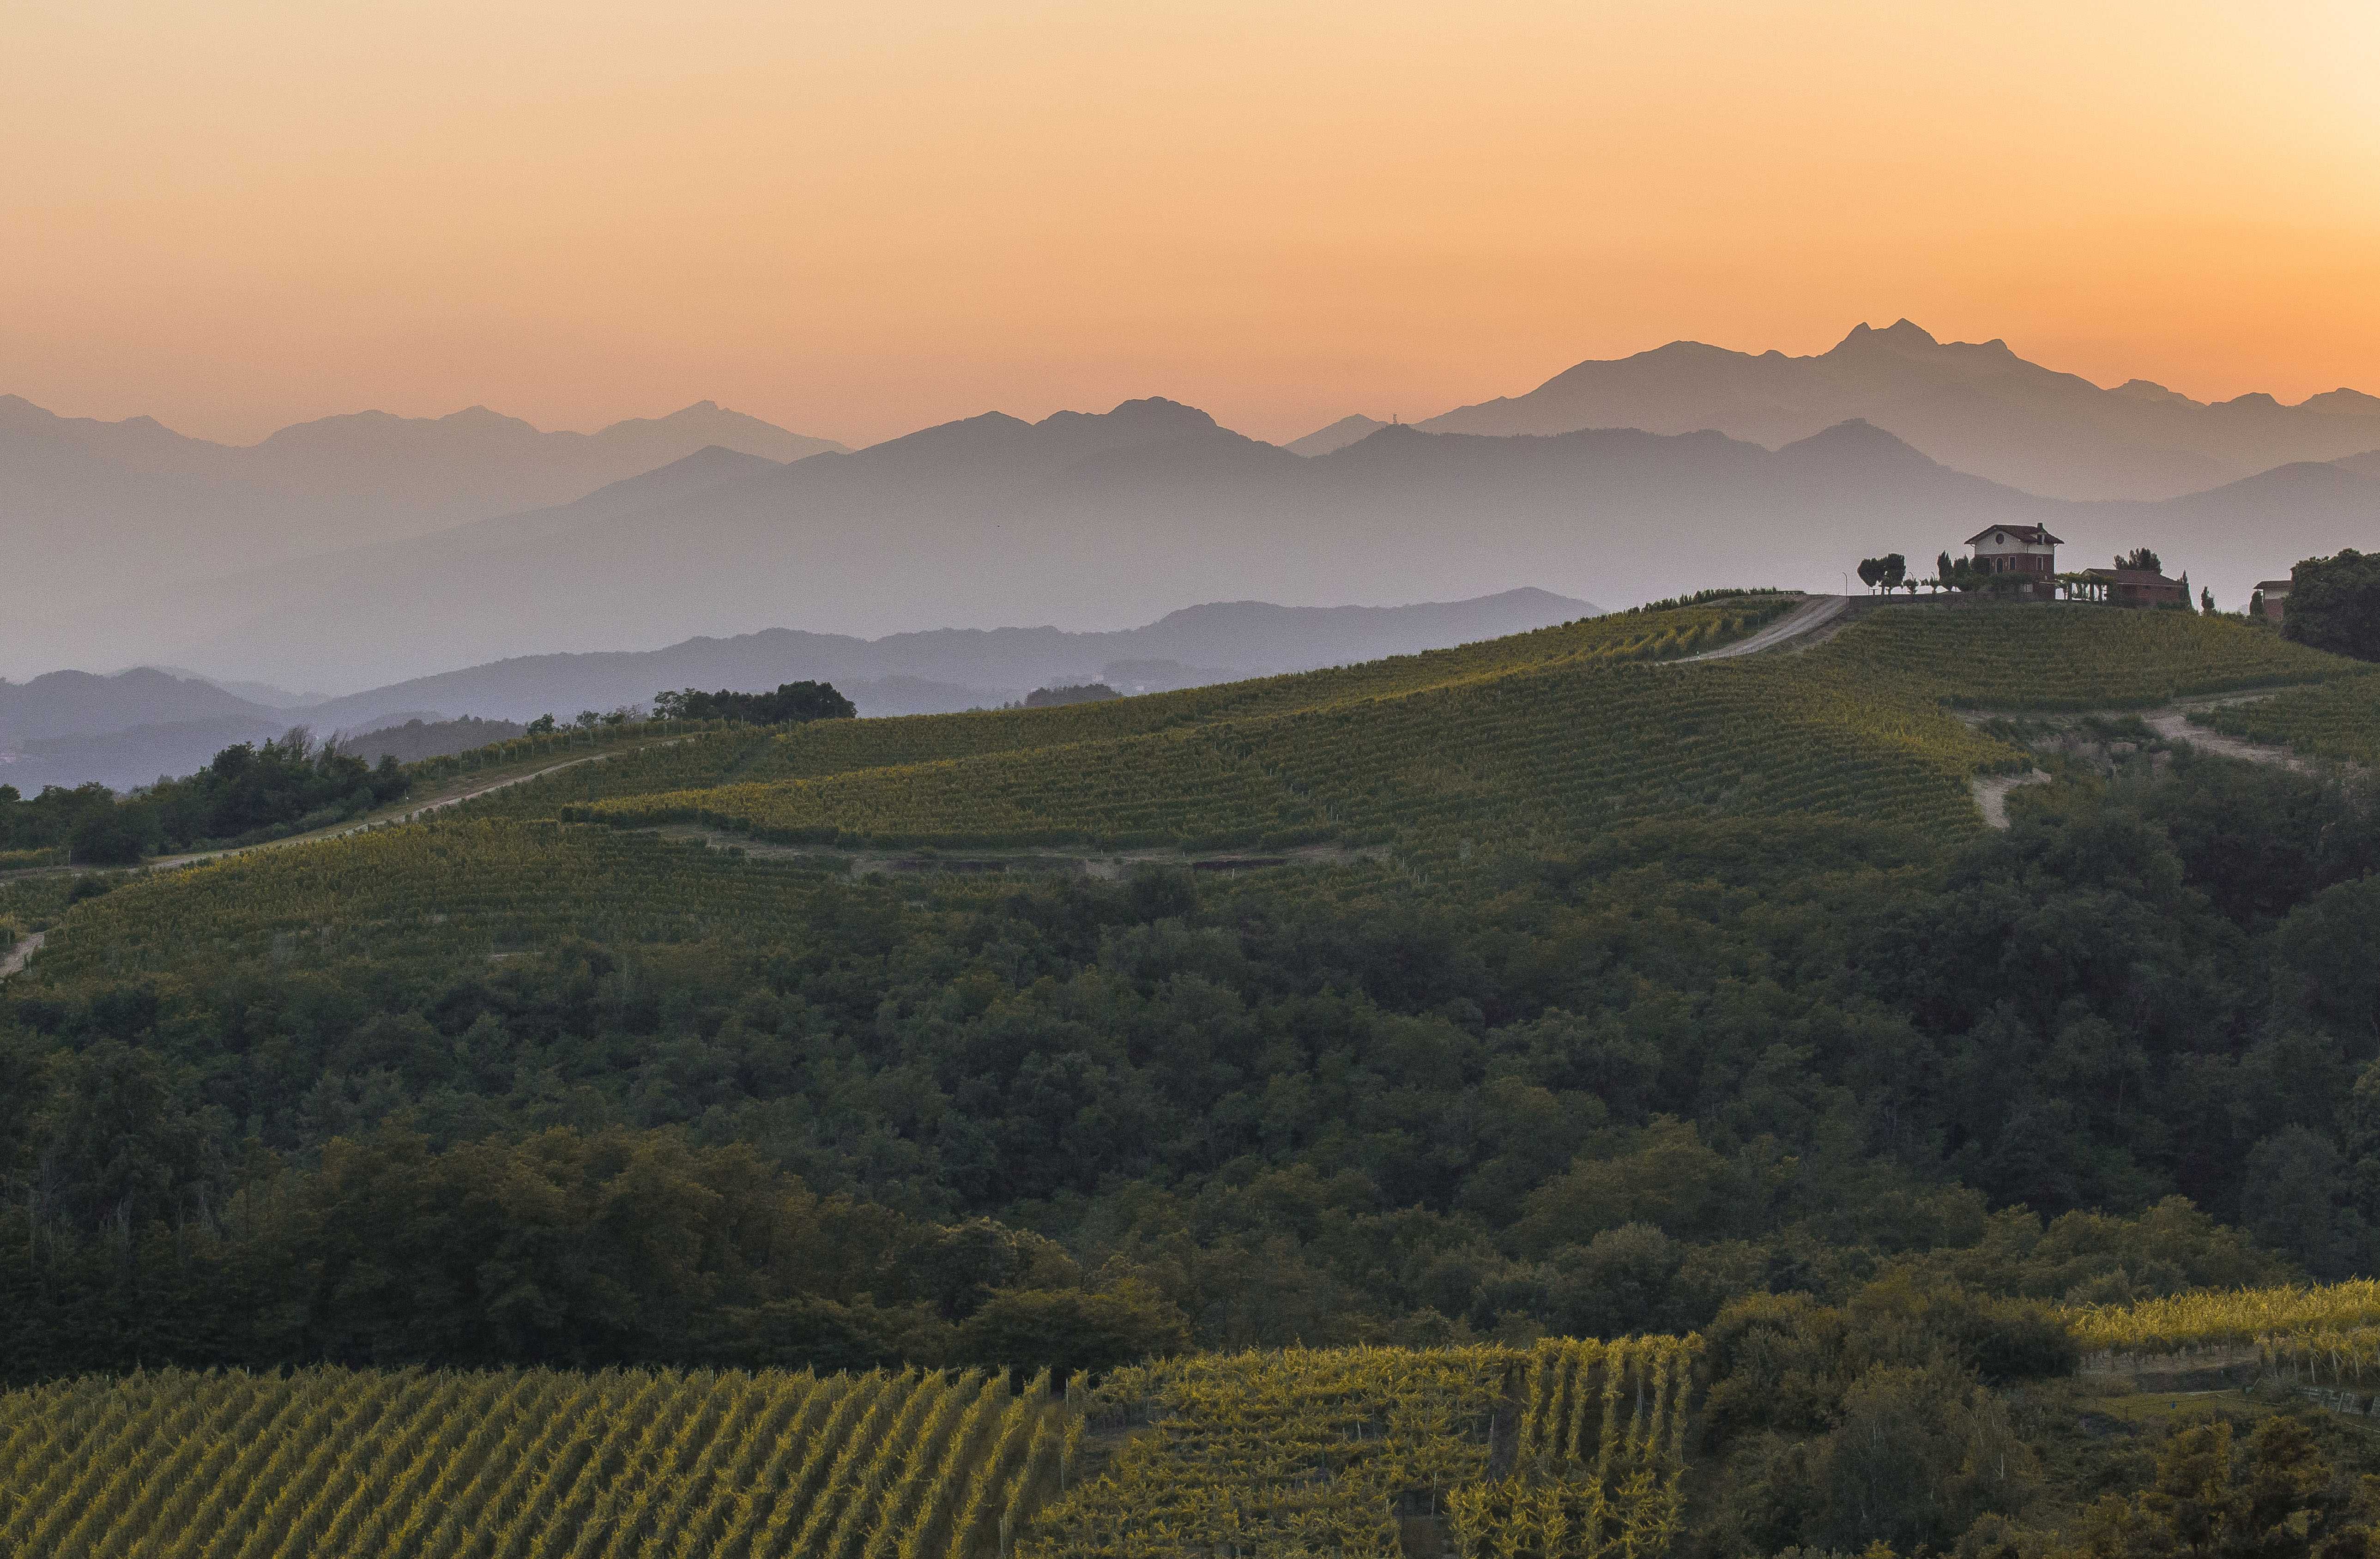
[1964, 524, 2064, 546]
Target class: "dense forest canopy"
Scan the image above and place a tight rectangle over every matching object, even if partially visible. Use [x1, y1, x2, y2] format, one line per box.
[6, 753, 2376, 1368]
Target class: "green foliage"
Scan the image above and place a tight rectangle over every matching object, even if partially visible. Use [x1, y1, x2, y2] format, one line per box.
[952, 1282, 1192, 1378]
[0, 728, 410, 862]
[652, 679, 858, 722]
[2282, 549, 2380, 662]
[2052, 1414, 2380, 1559]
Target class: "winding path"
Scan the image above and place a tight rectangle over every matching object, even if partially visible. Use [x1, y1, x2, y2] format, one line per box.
[2141, 708, 2318, 774]
[1675, 594, 1852, 661]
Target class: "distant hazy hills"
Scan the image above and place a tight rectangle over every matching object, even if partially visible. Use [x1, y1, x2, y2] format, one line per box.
[9, 321, 2378, 692]
[0, 395, 843, 674]
[151, 397, 2378, 689]
[1416, 320, 2380, 502]
[0, 589, 1594, 791]
[1284, 416, 1391, 457]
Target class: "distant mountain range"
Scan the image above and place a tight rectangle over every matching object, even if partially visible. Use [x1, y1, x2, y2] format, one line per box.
[0, 589, 1595, 791]
[6, 321, 2378, 691]
[1412, 320, 2380, 502]
[0, 395, 842, 675]
[143, 397, 2380, 690]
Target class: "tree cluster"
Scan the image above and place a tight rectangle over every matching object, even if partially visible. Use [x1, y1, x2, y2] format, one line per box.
[1857, 555, 1909, 593]
[650, 682, 857, 724]
[0, 729, 408, 864]
[2283, 550, 2380, 662]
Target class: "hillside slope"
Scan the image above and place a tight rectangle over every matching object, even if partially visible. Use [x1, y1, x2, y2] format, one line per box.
[475, 602, 2356, 866]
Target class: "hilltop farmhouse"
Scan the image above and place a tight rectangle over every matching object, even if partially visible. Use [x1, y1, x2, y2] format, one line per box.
[1940, 525, 2194, 607]
[1964, 524, 2061, 599]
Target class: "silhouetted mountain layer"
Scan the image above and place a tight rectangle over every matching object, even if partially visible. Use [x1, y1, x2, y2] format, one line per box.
[295, 587, 1598, 730]
[1285, 415, 1390, 456]
[1421, 320, 2380, 502]
[0, 668, 277, 747]
[154, 398, 2378, 689]
[0, 395, 842, 675]
[4, 589, 1595, 790]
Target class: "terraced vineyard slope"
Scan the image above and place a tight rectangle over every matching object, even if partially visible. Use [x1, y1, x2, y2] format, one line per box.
[1031, 1337, 1698, 1559]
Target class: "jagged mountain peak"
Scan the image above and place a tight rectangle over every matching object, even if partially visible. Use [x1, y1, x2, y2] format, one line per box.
[1834, 318, 1941, 350]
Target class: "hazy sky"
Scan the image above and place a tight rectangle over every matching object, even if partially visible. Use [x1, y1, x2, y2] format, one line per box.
[7, 0, 2377, 448]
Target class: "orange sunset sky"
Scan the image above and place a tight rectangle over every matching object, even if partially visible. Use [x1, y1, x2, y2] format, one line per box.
[6, 0, 2378, 449]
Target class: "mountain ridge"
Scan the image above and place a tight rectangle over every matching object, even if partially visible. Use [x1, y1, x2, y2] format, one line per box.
[0, 394, 846, 677]
[1418, 320, 2380, 502]
[149, 401, 2376, 690]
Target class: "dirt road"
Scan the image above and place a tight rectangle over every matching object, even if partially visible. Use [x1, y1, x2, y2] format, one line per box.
[1970, 770, 2052, 829]
[1678, 594, 1852, 661]
[0, 930, 44, 982]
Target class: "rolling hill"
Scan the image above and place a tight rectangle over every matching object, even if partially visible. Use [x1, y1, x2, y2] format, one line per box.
[452, 598, 2356, 871]
[0, 590, 1595, 791]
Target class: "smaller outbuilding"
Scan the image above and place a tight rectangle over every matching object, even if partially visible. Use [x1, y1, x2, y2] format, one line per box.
[2252, 579, 2292, 624]
[2080, 568, 2187, 608]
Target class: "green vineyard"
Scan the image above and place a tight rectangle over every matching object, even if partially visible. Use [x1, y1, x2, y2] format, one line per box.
[15, 596, 2358, 1004]
[0, 1365, 1073, 1559]
[1802, 604, 2359, 710]
[451, 601, 2362, 866]
[1027, 1337, 1699, 1559]
[13, 820, 851, 990]
[459, 598, 1790, 824]
[0, 1344, 1700, 1559]
[2190, 674, 2380, 767]
[562, 643, 2019, 864]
